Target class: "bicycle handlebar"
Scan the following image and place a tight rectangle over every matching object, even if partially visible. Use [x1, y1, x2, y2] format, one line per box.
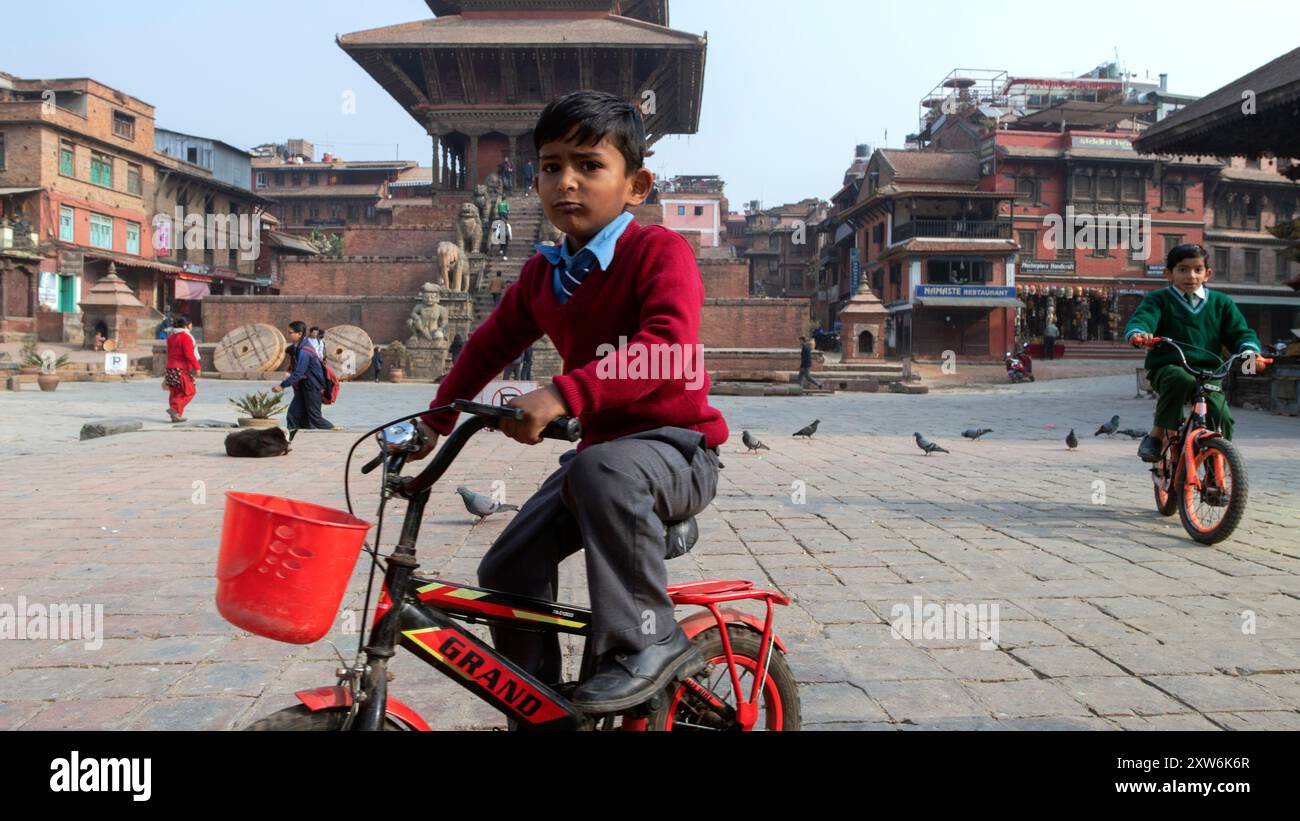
[397, 400, 581, 496]
[1138, 336, 1272, 380]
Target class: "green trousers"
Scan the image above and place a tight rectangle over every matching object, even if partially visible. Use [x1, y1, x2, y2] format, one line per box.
[1150, 365, 1233, 440]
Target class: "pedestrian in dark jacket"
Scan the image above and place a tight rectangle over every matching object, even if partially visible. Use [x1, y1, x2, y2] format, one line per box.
[273, 320, 335, 436]
[798, 336, 822, 389]
[372, 346, 384, 382]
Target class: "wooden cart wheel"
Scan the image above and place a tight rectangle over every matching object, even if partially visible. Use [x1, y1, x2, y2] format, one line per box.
[213, 324, 285, 373]
[322, 324, 374, 381]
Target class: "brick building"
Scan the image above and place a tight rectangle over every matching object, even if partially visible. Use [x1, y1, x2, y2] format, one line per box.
[834, 149, 1023, 359]
[658, 175, 728, 247]
[742, 198, 827, 299]
[252, 140, 417, 234]
[0, 71, 168, 343]
[816, 63, 1300, 358]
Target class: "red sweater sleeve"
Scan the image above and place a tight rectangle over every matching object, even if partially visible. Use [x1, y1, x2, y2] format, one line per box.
[422, 267, 544, 434]
[550, 228, 703, 418]
[185, 333, 200, 371]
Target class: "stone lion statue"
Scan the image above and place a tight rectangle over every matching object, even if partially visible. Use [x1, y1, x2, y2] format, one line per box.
[407, 283, 449, 343]
[473, 185, 489, 223]
[457, 203, 482, 254]
[436, 241, 469, 292]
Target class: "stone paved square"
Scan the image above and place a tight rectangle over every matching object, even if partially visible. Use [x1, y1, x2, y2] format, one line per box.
[2, 373, 1300, 730]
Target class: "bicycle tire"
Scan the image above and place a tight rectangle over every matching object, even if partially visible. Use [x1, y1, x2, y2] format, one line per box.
[645, 627, 801, 731]
[1178, 437, 1248, 545]
[1152, 450, 1178, 517]
[243, 704, 407, 731]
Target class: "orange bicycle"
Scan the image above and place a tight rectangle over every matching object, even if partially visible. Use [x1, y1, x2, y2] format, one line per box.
[1140, 337, 1271, 544]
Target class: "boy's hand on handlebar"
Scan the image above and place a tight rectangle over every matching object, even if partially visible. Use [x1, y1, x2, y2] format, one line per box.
[1244, 352, 1271, 374]
[407, 420, 440, 462]
[1129, 333, 1153, 349]
[499, 385, 569, 445]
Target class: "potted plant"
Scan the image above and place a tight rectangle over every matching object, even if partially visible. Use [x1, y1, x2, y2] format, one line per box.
[230, 390, 288, 428]
[385, 341, 409, 383]
[18, 341, 40, 376]
[32, 352, 70, 391]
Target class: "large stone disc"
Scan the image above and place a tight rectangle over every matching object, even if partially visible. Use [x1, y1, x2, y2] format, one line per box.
[323, 324, 374, 381]
[213, 324, 284, 373]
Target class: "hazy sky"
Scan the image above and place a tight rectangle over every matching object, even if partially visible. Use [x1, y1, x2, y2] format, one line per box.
[3, 1, 1294, 209]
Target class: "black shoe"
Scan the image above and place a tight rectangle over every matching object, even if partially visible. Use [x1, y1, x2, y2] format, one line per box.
[1138, 434, 1162, 463]
[571, 625, 704, 714]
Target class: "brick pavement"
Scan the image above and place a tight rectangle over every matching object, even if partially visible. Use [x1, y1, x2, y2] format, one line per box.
[2, 374, 1299, 730]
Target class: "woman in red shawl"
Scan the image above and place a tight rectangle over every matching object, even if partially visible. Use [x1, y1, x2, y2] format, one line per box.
[164, 314, 200, 422]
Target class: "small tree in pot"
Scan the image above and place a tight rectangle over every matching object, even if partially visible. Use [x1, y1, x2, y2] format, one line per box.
[231, 390, 288, 428]
[385, 341, 409, 383]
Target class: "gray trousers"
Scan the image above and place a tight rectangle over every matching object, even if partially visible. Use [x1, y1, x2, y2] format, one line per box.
[478, 426, 721, 686]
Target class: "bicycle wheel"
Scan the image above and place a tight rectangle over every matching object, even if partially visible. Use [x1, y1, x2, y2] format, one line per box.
[1152, 447, 1178, 517]
[243, 704, 407, 731]
[1178, 437, 1248, 545]
[645, 627, 801, 731]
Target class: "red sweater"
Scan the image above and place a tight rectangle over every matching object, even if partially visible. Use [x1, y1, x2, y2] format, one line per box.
[425, 220, 729, 451]
[165, 330, 200, 371]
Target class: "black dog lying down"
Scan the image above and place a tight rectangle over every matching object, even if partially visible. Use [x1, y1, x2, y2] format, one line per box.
[225, 426, 291, 458]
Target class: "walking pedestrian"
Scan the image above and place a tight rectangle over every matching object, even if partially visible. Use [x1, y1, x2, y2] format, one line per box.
[449, 333, 464, 365]
[307, 326, 325, 357]
[499, 156, 515, 193]
[1043, 318, 1059, 361]
[502, 350, 524, 381]
[523, 159, 535, 196]
[372, 346, 384, 382]
[798, 336, 823, 389]
[273, 320, 335, 437]
[489, 271, 506, 305]
[520, 344, 533, 381]
[164, 314, 200, 423]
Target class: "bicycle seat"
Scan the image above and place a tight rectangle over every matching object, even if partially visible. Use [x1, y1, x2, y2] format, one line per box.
[664, 517, 698, 560]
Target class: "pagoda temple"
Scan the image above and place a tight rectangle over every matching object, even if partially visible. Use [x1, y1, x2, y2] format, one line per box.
[338, 0, 707, 193]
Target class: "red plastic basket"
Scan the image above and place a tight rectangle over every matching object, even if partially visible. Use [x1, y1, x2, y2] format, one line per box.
[216, 492, 372, 645]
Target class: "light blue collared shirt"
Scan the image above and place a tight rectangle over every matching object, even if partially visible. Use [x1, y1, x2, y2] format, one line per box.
[537, 210, 635, 304]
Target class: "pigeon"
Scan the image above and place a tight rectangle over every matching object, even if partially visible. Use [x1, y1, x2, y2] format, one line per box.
[1116, 428, 1146, 440]
[1066, 429, 1078, 450]
[1094, 415, 1120, 437]
[793, 420, 820, 439]
[961, 428, 994, 441]
[742, 430, 770, 453]
[456, 486, 519, 524]
[913, 432, 949, 455]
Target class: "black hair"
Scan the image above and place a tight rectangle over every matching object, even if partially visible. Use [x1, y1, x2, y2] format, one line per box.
[309, 325, 322, 334]
[533, 90, 647, 174]
[288, 320, 307, 335]
[174, 314, 191, 327]
[1166, 243, 1209, 270]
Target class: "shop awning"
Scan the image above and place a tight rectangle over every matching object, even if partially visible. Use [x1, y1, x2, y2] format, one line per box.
[914, 297, 1025, 309]
[175, 279, 211, 301]
[1225, 294, 1300, 306]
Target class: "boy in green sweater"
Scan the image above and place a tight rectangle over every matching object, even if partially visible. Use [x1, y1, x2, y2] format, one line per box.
[1124, 243, 1265, 462]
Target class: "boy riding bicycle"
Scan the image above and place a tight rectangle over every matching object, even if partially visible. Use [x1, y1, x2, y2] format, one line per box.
[409, 91, 729, 718]
[1125, 243, 1266, 462]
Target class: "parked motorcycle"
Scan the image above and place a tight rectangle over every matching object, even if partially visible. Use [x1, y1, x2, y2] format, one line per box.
[1006, 352, 1035, 383]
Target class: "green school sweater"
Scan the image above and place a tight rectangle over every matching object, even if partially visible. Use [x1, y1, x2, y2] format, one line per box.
[1123, 286, 1261, 372]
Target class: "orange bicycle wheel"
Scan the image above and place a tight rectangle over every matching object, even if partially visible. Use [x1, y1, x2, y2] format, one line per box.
[1152, 443, 1179, 517]
[1178, 437, 1248, 544]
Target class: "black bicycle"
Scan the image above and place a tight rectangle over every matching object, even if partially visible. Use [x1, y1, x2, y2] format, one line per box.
[231, 400, 800, 731]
